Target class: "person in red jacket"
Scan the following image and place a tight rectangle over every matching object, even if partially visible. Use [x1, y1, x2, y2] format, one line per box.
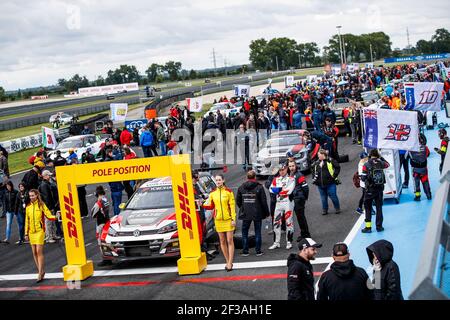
[120, 127, 133, 146]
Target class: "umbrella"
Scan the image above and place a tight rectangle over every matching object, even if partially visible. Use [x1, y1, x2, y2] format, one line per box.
[337, 80, 348, 86]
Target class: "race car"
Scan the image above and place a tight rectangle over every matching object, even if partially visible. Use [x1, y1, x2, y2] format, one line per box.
[203, 102, 241, 119]
[253, 130, 319, 177]
[49, 112, 74, 126]
[329, 97, 353, 135]
[47, 134, 108, 162]
[100, 172, 218, 262]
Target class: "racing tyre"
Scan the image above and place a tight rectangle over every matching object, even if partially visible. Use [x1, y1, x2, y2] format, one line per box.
[233, 234, 256, 249]
[338, 154, 349, 163]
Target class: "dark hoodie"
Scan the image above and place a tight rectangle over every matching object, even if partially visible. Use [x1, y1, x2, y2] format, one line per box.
[317, 259, 373, 300]
[366, 240, 404, 300]
[236, 180, 269, 221]
[287, 253, 315, 301]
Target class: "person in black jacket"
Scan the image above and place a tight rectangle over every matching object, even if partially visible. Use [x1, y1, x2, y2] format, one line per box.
[21, 166, 41, 191]
[360, 149, 390, 233]
[287, 238, 322, 300]
[288, 161, 311, 240]
[53, 150, 67, 167]
[366, 240, 403, 300]
[1, 181, 18, 243]
[264, 167, 281, 235]
[311, 149, 341, 215]
[14, 183, 28, 244]
[236, 170, 270, 256]
[317, 242, 373, 300]
[38, 170, 58, 243]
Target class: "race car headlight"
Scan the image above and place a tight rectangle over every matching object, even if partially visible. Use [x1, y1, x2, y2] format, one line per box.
[157, 221, 177, 234]
[108, 227, 118, 237]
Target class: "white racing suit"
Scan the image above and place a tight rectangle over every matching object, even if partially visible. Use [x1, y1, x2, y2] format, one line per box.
[270, 174, 295, 245]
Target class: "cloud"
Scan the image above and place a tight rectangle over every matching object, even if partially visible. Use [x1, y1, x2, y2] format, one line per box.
[1, 0, 449, 90]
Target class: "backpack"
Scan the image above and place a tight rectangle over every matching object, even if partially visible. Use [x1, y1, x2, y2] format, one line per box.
[366, 160, 385, 187]
[352, 172, 361, 188]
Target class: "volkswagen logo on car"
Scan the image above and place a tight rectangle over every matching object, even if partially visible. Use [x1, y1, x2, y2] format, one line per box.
[133, 230, 141, 237]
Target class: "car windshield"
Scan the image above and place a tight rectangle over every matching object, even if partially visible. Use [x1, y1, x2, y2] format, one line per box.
[211, 104, 226, 111]
[58, 139, 83, 149]
[266, 135, 302, 147]
[126, 185, 174, 210]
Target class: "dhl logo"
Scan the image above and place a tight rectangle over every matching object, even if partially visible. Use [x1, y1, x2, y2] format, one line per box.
[177, 172, 194, 240]
[63, 183, 80, 248]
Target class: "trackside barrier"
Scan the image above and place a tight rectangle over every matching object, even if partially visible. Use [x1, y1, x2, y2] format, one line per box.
[409, 153, 450, 300]
[56, 154, 205, 281]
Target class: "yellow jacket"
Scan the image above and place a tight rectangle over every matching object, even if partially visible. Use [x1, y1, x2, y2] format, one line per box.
[202, 186, 236, 221]
[25, 201, 56, 235]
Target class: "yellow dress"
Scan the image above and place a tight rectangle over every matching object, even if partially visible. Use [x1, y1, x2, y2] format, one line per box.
[203, 186, 236, 233]
[25, 201, 56, 245]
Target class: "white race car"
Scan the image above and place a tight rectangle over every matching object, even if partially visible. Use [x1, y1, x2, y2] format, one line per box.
[203, 102, 240, 119]
[47, 134, 108, 162]
[49, 112, 74, 125]
[100, 173, 218, 261]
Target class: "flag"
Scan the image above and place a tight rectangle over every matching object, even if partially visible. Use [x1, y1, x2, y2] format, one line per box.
[234, 85, 250, 97]
[186, 97, 203, 112]
[110, 103, 128, 122]
[42, 127, 57, 149]
[285, 76, 295, 87]
[404, 82, 444, 111]
[363, 108, 419, 151]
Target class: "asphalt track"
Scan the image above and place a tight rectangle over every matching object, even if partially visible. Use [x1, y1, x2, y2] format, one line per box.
[0, 135, 363, 300]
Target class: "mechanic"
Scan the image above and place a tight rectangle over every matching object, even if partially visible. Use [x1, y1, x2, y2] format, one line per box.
[268, 162, 295, 250]
[360, 149, 390, 233]
[435, 128, 448, 173]
[409, 134, 432, 201]
[287, 238, 322, 301]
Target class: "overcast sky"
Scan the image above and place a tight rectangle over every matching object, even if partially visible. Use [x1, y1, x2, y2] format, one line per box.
[1, 0, 449, 90]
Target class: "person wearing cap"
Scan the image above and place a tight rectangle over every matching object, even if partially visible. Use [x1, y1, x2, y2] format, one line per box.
[317, 242, 373, 301]
[287, 238, 322, 300]
[67, 148, 78, 164]
[269, 162, 295, 250]
[366, 240, 403, 300]
[38, 170, 59, 243]
[82, 148, 96, 164]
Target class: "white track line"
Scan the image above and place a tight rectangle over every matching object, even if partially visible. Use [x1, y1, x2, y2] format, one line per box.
[314, 214, 365, 296]
[0, 257, 333, 281]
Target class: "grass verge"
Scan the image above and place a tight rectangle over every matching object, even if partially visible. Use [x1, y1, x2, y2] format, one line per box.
[8, 147, 40, 175]
[0, 102, 144, 141]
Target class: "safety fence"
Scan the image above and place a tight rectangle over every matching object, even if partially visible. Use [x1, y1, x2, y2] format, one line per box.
[409, 153, 450, 299]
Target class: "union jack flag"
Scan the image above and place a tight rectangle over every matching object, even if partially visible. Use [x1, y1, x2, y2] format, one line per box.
[364, 110, 377, 119]
[385, 124, 411, 141]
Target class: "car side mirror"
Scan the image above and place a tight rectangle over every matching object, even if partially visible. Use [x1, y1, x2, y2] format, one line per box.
[119, 203, 126, 210]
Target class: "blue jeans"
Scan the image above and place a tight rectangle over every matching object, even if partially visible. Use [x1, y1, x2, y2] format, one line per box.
[17, 213, 25, 241]
[111, 191, 123, 216]
[142, 145, 153, 158]
[159, 141, 167, 156]
[5, 212, 15, 240]
[241, 220, 262, 253]
[280, 122, 287, 131]
[317, 184, 340, 211]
